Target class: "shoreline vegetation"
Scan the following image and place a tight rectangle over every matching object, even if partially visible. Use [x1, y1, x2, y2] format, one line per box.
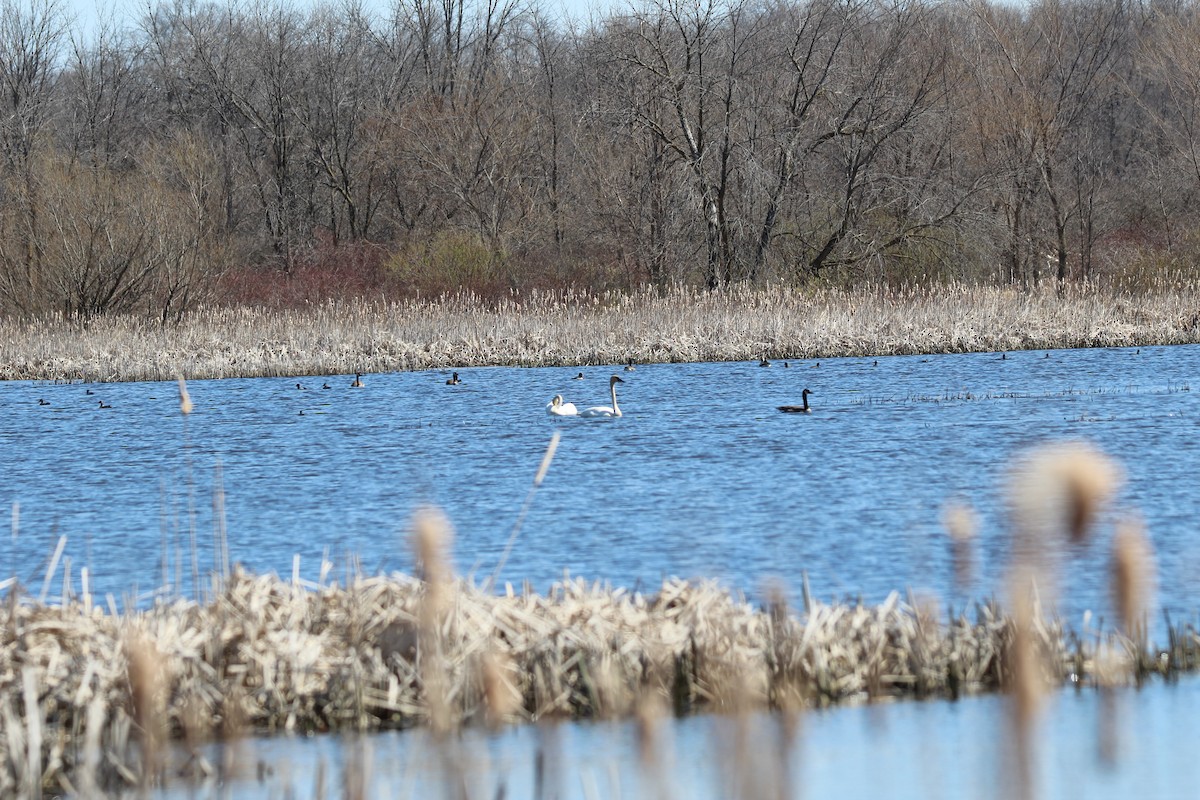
[1, 562, 1189, 796]
[3, 283, 1200, 383]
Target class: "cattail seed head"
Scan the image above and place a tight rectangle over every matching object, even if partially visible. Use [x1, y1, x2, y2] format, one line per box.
[1010, 441, 1121, 551]
[942, 499, 977, 589]
[1112, 517, 1154, 638]
[177, 376, 193, 416]
[480, 652, 520, 728]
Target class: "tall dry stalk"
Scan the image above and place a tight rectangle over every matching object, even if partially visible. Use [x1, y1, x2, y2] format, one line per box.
[635, 692, 672, 800]
[412, 507, 455, 737]
[1112, 517, 1154, 649]
[487, 430, 560, 592]
[177, 375, 193, 415]
[1006, 569, 1044, 800]
[1099, 516, 1157, 764]
[479, 651, 520, 729]
[942, 499, 977, 591]
[1005, 440, 1120, 800]
[124, 632, 167, 787]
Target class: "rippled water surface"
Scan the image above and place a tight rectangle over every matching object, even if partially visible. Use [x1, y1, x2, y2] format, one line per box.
[3, 345, 1199, 619]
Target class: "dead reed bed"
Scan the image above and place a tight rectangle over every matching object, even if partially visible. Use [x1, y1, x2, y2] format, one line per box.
[3, 282, 1200, 382]
[0, 562, 1191, 795]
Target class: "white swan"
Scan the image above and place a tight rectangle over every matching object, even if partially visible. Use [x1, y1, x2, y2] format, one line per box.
[579, 375, 625, 418]
[546, 394, 578, 416]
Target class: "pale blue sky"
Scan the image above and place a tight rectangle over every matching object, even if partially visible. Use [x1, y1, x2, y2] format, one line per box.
[66, 0, 616, 42]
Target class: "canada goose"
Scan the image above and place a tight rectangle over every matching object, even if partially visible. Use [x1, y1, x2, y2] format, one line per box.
[546, 394, 578, 416]
[446, 372, 462, 385]
[759, 357, 770, 367]
[624, 360, 636, 372]
[296, 382, 306, 390]
[579, 375, 625, 418]
[98, 400, 112, 409]
[322, 383, 331, 389]
[351, 372, 364, 388]
[85, 389, 94, 395]
[38, 399, 49, 406]
[573, 372, 585, 380]
[778, 388, 813, 414]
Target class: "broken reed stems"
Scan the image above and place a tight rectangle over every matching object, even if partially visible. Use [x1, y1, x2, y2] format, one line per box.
[487, 430, 560, 594]
[4, 282, 1200, 382]
[0, 568, 1193, 795]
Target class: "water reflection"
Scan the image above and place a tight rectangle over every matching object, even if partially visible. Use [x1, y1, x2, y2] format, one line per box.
[151, 678, 1200, 800]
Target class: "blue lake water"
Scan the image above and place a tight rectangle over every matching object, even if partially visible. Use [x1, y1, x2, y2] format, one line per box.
[6, 344, 1200, 798]
[2, 345, 1199, 626]
[156, 677, 1200, 799]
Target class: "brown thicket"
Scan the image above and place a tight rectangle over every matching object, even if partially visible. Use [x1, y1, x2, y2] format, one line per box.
[0, 0, 1197, 316]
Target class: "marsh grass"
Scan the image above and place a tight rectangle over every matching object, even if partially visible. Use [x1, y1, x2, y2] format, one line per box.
[4, 282, 1200, 382]
[0, 559, 1192, 796]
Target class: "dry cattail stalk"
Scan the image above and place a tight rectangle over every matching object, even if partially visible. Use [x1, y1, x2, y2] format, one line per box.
[479, 651, 520, 729]
[177, 375, 193, 415]
[1112, 517, 1155, 643]
[125, 632, 167, 785]
[942, 499, 977, 589]
[413, 507, 453, 601]
[1095, 516, 1156, 770]
[1007, 568, 1044, 800]
[635, 691, 672, 800]
[411, 507, 455, 736]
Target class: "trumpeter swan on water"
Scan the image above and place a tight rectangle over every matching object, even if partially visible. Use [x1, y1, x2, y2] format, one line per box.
[446, 372, 462, 385]
[351, 372, 364, 388]
[778, 388, 813, 414]
[580, 375, 625, 418]
[546, 394, 578, 416]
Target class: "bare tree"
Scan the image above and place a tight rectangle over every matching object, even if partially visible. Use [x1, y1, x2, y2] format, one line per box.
[300, 2, 386, 243]
[0, 0, 66, 312]
[609, 0, 764, 288]
[965, 0, 1126, 285]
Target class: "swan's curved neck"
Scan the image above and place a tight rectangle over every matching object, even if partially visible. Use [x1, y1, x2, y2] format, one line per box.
[611, 382, 621, 416]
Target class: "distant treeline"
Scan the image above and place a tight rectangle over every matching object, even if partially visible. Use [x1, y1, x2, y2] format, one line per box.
[0, 0, 1196, 319]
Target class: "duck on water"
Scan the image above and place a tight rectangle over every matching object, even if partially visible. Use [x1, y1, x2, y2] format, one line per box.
[778, 388, 813, 414]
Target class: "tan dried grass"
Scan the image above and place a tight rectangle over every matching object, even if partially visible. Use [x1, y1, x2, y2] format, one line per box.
[0, 565, 1183, 795]
[3, 282, 1199, 381]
